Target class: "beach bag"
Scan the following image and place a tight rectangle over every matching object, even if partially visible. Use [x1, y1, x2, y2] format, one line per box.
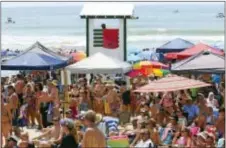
[47, 103, 53, 123]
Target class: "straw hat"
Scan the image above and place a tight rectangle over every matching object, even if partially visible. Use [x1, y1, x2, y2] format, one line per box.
[95, 113, 103, 124]
[132, 78, 139, 84]
[51, 80, 58, 86]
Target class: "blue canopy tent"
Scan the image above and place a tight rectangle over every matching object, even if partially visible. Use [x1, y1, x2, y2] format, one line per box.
[156, 38, 194, 54]
[1, 42, 71, 70]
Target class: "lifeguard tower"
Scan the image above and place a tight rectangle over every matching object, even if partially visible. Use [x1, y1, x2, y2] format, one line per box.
[80, 3, 138, 61]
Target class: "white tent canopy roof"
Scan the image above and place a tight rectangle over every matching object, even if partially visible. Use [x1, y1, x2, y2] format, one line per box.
[80, 3, 135, 17]
[66, 52, 132, 74]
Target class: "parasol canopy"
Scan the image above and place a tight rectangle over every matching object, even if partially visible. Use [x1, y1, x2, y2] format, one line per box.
[134, 74, 211, 93]
[71, 51, 86, 62]
[133, 61, 169, 69]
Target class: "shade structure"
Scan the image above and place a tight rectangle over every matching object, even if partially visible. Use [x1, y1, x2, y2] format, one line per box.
[1, 42, 71, 70]
[152, 69, 170, 77]
[71, 51, 86, 62]
[133, 61, 169, 69]
[138, 50, 159, 61]
[127, 54, 141, 62]
[156, 38, 194, 53]
[165, 43, 224, 60]
[134, 75, 211, 93]
[66, 52, 132, 74]
[171, 51, 225, 74]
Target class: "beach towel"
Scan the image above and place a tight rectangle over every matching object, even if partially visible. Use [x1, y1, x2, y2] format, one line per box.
[103, 116, 119, 135]
[103, 29, 119, 49]
[107, 135, 129, 148]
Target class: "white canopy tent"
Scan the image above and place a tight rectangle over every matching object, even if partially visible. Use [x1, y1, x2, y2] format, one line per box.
[66, 52, 132, 74]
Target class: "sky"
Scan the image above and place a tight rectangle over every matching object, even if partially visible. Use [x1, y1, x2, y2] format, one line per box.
[2, 1, 224, 8]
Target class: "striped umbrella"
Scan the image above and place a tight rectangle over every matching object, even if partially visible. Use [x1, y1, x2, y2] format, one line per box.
[134, 74, 211, 93]
[126, 70, 143, 78]
[152, 69, 170, 77]
[133, 61, 169, 69]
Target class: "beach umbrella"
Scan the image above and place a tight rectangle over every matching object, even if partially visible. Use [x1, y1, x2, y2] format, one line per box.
[134, 74, 211, 93]
[127, 54, 141, 62]
[133, 61, 169, 69]
[2, 51, 18, 57]
[71, 51, 86, 62]
[1, 50, 7, 56]
[138, 50, 158, 61]
[212, 41, 224, 50]
[126, 69, 143, 78]
[127, 47, 142, 55]
[152, 69, 170, 77]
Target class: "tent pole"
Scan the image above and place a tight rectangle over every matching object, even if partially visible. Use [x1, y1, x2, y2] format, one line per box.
[63, 68, 69, 118]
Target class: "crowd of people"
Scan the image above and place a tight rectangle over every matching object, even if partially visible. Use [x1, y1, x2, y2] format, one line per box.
[1, 71, 225, 148]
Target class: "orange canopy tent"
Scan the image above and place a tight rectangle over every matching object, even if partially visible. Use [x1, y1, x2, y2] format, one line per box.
[134, 74, 211, 93]
[165, 43, 224, 60]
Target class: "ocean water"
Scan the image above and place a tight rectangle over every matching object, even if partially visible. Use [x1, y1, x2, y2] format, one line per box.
[1, 2, 225, 50]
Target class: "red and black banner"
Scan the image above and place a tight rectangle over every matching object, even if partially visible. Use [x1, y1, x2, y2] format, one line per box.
[93, 29, 119, 49]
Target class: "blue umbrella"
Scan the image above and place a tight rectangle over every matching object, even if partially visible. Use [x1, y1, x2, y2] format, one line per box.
[127, 54, 141, 62]
[1, 50, 7, 56]
[138, 50, 159, 61]
[127, 47, 142, 55]
[212, 41, 224, 50]
[5, 51, 18, 57]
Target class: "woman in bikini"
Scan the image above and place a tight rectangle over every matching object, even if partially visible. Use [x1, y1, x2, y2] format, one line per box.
[78, 87, 90, 112]
[23, 84, 36, 128]
[2, 100, 13, 146]
[93, 79, 105, 114]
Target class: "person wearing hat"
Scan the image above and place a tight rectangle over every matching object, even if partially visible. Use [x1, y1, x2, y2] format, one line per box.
[95, 113, 107, 136]
[58, 118, 78, 148]
[4, 136, 18, 148]
[82, 110, 106, 148]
